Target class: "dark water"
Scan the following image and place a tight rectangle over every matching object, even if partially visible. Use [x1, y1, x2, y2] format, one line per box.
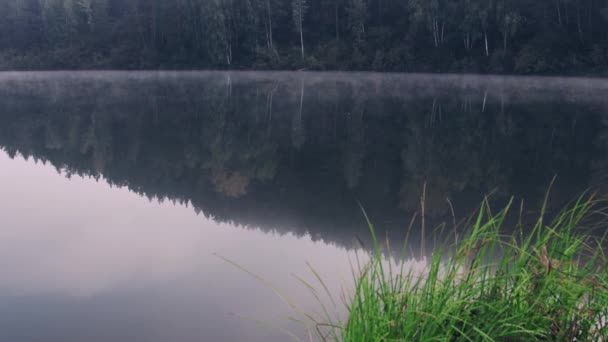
[0, 71, 607, 341]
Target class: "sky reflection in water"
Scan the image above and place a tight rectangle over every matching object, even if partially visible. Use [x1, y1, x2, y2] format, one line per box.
[0, 151, 429, 341]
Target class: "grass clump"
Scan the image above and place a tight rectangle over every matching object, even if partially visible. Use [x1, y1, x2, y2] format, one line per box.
[339, 194, 608, 342]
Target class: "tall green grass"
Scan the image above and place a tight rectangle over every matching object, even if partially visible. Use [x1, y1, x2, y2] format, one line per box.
[337, 194, 608, 341]
[221, 192, 608, 341]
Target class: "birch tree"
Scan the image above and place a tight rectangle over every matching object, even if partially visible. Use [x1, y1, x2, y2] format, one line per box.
[76, 0, 93, 26]
[479, 1, 491, 56]
[409, 0, 448, 48]
[202, 0, 232, 65]
[460, 0, 480, 52]
[497, 0, 522, 51]
[292, 0, 307, 59]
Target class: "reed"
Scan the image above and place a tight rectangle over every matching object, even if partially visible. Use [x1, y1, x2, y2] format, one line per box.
[337, 193, 608, 341]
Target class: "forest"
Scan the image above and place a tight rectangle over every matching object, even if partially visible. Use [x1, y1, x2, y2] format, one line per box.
[1, 0, 608, 74]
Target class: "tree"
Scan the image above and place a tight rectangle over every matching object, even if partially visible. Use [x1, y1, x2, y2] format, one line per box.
[264, 0, 275, 50]
[201, 0, 232, 66]
[347, 0, 367, 46]
[497, 1, 522, 51]
[409, 0, 449, 48]
[1, 0, 608, 73]
[10, 0, 45, 50]
[478, 0, 492, 57]
[460, 0, 481, 52]
[292, 0, 307, 59]
[77, 0, 94, 26]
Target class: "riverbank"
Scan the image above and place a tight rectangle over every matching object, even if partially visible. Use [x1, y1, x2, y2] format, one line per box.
[1, 48, 607, 78]
[319, 194, 608, 341]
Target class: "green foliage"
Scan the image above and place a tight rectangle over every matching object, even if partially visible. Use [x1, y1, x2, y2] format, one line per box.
[0, 0, 608, 73]
[338, 194, 608, 341]
[514, 33, 571, 74]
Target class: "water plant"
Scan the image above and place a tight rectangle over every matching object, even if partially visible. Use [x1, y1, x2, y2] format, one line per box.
[222, 191, 608, 341]
[338, 193, 608, 341]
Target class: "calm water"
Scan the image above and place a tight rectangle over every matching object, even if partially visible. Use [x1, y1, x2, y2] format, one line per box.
[0, 71, 607, 341]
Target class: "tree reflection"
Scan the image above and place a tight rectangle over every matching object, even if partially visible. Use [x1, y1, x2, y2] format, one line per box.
[0, 73, 605, 250]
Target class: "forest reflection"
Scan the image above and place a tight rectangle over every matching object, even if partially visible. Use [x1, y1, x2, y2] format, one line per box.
[0, 71, 606, 250]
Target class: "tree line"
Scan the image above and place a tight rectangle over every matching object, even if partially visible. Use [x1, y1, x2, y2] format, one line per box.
[1, 0, 608, 73]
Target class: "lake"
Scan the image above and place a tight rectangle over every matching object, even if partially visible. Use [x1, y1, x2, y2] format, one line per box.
[0, 71, 606, 341]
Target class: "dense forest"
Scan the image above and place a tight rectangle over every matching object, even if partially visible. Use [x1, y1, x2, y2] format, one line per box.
[0, 73, 606, 249]
[1, 0, 608, 73]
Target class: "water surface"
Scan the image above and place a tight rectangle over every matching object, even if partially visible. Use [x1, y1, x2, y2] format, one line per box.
[0, 71, 606, 341]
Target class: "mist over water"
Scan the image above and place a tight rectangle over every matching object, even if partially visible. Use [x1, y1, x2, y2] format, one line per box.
[0, 71, 606, 341]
